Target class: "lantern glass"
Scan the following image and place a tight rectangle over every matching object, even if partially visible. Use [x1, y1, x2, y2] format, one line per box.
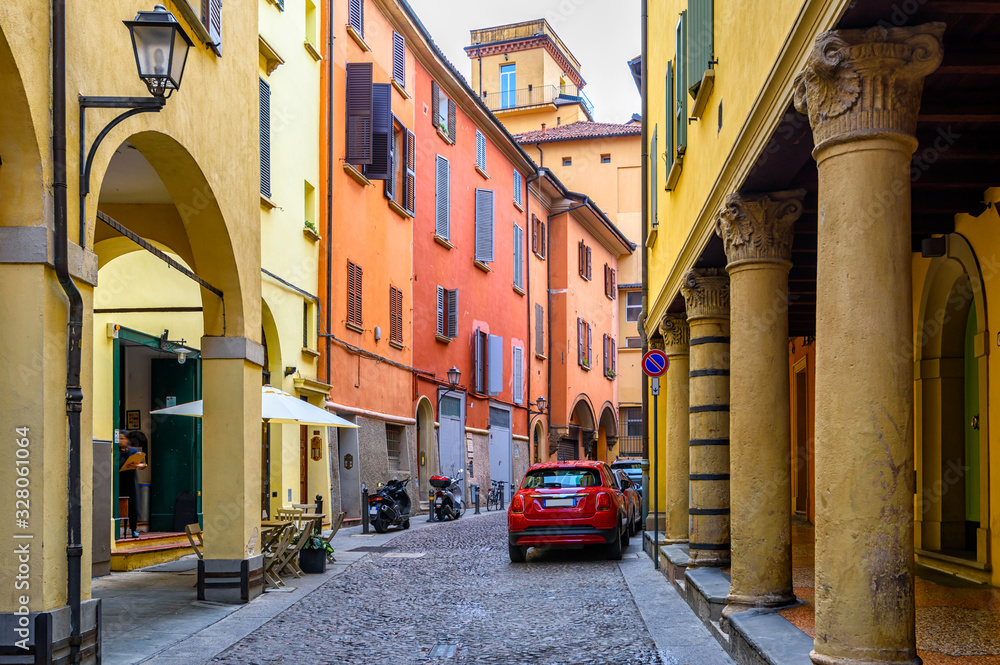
[124, 6, 193, 97]
[536, 396, 547, 412]
[447, 366, 461, 388]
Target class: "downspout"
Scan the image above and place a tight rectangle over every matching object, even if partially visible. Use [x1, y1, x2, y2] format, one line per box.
[639, 0, 651, 521]
[525, 170, 541, 456]
[53, 0, 85, 661]
[325, 0, 334, 383]
[534, 142, 543, 168]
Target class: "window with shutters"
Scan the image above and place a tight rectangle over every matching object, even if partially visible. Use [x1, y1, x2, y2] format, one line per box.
[346, 261, 363, 329]
[675, 12, 688, 154]
[435, 155, 450, 241]
[626, 291, 642, 322]
[651, 126, 658, 222]
[202, 0, 222, 56]
[364, 83, 392, 180]
[348, 0, 364, 39]
[604, 264, 616, 300]
[535, 303, 545, 358]
[532, 215, 546, 259]
[664, 63, 674, 181]
[578, 318, 592, 369]
[392, 32, 405, 89]
[474, 189, 495, 266]
[473, 328, 489, 394]
[578, 241, 591, 280]
[345, 62, 373, 165]
[389, 285, 403, 347]
[688, 0, 714, 98]
[513, 171, 523, 209]
[435, 286, 458, 340]
[384, 119, 414, 219]
[385, 123, 399, 204]
[475, 130, 487, 175]
[431, 81, 456, 142]
[603, 334, 617, 379]
[513, 224, 524, 292]
[512, 346, 524, 405]
[259, 77, 271, 198]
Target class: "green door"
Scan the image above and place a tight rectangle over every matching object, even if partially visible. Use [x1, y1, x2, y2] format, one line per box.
[150, 359, 200, 532]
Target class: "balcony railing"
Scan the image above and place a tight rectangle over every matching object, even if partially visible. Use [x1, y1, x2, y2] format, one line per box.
[481, 85, 594, 119]
[617, 435, 643, 457]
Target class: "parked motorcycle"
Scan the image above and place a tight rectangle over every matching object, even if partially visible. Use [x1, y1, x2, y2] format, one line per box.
[368, 478, 412, 533]
[430, 473, 466, 521]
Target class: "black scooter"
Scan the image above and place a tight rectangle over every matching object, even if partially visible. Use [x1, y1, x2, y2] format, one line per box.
[368, 478, 412, 533]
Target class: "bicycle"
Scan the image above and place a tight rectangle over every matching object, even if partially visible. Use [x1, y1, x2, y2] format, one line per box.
[485, 480, 506, 512]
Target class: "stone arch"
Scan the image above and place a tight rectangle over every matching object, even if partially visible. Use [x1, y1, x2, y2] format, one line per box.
[261, 298, 281, 386]
[532, 418, 546, 464]
[915, 233, 990, 570]
[597, 402, 619, 463]
[569, 395, 597, 460]
[415, 396, 437, 500]
[0, 24, 43, 229]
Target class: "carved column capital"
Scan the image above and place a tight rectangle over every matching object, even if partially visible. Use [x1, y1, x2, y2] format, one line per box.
[793, 23, 945, 147]
[715, 190, 805, 266]
[659, 314, 690, 356]
[681, 269, 730, 320]
[648, 336, 665, 351]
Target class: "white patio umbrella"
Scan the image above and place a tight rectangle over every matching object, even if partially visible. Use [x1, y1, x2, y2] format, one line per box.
[151, 384, 358, 428]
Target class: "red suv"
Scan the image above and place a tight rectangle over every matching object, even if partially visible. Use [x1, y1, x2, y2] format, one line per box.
[507, 461, 630, 563]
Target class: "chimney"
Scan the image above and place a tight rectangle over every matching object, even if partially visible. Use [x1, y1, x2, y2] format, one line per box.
[541, 123, 546, 136]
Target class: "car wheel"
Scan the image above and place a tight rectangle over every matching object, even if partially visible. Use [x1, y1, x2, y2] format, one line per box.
[606, 526, 623, 561]
[508, 544, 527, 563]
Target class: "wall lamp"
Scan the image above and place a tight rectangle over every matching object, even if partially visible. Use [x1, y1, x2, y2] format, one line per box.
[436, 366, 463, 413]
[529, 395, 548, 416]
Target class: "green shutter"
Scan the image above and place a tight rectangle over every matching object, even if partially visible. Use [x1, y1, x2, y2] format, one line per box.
[688, 0, 713, 95]
[664, 61, 673, 176]
[675, 11, 687, 153]
[650, 126, 657, 227]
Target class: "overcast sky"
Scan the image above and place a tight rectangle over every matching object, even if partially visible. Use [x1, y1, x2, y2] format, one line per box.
[407, 0, 642, 125]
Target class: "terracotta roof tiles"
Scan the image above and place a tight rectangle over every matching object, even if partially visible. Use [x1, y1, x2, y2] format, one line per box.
[513, 121, 641, 144]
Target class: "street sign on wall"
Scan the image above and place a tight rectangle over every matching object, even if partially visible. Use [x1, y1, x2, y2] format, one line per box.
[641, 349, 669, 377]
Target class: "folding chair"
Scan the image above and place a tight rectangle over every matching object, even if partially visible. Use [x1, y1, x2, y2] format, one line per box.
[275, 508, 304, 530]
[263, 524, 294, 590]
[275, 521, 314, 579]
[321, 511, 346, 563]
[184, 524, 204, 560]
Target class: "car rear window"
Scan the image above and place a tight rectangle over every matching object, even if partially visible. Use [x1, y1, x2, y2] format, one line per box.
[522, 468, 601, 489]
[612, 462, 642, 470]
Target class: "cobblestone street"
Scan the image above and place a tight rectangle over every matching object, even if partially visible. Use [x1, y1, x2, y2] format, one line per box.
[212, 512, 668, 664]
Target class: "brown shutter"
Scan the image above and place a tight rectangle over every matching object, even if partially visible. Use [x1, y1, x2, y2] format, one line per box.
[612, 338, 616, 372]
[345, 62, 373, 165]
[531, 215, 538, 254]
[586, 246, 592, 279]
[604, 334, 609, 373]
[202, 0, 222, 55]
[347, 261, 356, 324]
[587, 323, 592, 365]
[448, 99, 457, 142]
[611, 268, 616, 298]
[577, 318, 583, 365]
[578, 241, 584, 277]
[431, 81, 440, 129]
[357, 264, 363, 324]
[604, 264, 609, 297]
[541, 222, 546, 257]
[365, 83, 392, 179]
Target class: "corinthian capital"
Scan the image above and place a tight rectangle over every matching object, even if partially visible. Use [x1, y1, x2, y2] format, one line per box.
[659, 314, 690, 356]
[681, 269, 730, 320]
[716, 190, 805, 266]
[793, 23, 945, 147]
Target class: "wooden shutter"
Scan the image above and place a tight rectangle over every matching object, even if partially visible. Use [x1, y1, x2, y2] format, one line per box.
[688, 0, 713, 95]
[513, 224, 523, 289]
[474, 327, 484, 393]
[431, 81, 440, 129]
[604, 334, 610, 374]
[577, 318, 584, 365]
[390, 286, 402, 344]
[403, 130, 416, 215]
[665, 64, 674, 176]
[488, 334, 503, 396]
[586, 246, 592, 279]
[348, 0, 363, 36]
[578, 240, 584, 277]
[535, 303, 544, 356]
[514, 171, 522, 207]
[540, 222, 546, 257]
[475, 189, 495, 263]
[476, 131, 486, 171]
[531, 215, 538, 254]
[447, 99, 457, 142]
[435, 155, 450, 239]
[652, 126, 659, 220]
[392, 32, 405, 85]
[612, 338, 617, 372]
[347, 261, 361, 325]
[675, 11, 688, 152]
[384, 127, 395, 200]
[365, 84, 392, 179]
[436, 285, 445, 336]
[604, 264, 610, 297]
[587, 323, 592, 366]
[447, 289, 458, 338]
[345, 62, 373, 165]
[611, 268, 617, 298]
[513, 346, 523, 405]
[259, 77, 271, 198]
[202, 0, 222, 55]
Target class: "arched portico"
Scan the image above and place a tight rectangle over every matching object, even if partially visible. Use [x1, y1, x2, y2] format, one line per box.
[915, 233, 991, 575]
[567, 395, 597, 460]
[597, 402, 619, 463]
[415, 396, 437, 500]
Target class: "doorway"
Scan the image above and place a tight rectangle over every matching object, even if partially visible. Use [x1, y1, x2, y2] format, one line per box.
[489, 405, 512, 502]
[793, 362, 809, 515]
[338, 414, 361, 520]
[439, 393, 465, 479]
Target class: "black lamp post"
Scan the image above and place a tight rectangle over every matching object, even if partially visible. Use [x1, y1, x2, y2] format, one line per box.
[78, 5, 193, 243]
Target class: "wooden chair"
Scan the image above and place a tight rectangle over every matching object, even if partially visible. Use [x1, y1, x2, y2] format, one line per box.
[275, 508, 304, 530]
[263, 525, 294, 590]
[184, 524, 204, 560]
[291, 503, 317, 513]
[321, 511, 346, 563]
[275, 521, 314, 579]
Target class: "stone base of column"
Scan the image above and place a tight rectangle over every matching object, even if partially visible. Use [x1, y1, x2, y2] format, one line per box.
[0, 599, 101, 664]
[198, 555, 265, 604]
[645, 513, 666, 532]
[810, 651, 922, 665]
[722, 591, 796, 620]
[687, 549, 730, 568]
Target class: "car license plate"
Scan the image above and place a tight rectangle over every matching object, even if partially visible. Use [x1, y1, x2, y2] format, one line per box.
[544, 498, 574, 508]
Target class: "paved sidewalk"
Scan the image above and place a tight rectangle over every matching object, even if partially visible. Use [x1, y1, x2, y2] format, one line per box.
[95, 508, 495, 665]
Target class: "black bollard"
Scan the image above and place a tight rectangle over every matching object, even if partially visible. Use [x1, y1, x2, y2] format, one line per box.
[500, 481, 505, 511]
[427, 489, 435, 522]
[361, 485, 369, 534]
[315, 494, 324, 518]
[473, 484, 480, 514]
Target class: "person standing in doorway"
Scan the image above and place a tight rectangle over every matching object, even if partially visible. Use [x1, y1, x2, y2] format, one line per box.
[118, 430, 147, 538]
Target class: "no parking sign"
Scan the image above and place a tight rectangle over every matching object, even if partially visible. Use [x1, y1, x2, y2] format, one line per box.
[641, 349, 669, 377]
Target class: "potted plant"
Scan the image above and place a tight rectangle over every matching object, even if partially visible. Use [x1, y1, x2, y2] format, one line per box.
[298, 534, 332, 573]
[303, 220, 321, 241]
[606, 369, 617, 379]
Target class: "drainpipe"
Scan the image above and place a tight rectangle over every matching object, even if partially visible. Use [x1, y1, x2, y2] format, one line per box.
[53, 0, 85, 661]
[640, 0, 649, 469]
[526, 170, 541, 454]
[325, 0, 334, 384]
[533, 141, 543, 168]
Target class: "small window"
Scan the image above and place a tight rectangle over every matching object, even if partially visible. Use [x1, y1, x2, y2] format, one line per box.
[347, 261, 363, 327]
[436, 286, 458, 338]
[389, 285, 403, 345]
[622, 406, 642, 437]
[626, 291, 642, 322]
[578, 318, 592, 369]
[578, 241, 592, 280]
[532, 215, 546, 259]
[601, 154, 611, 164]
[626, 337, 642, 348]
[432, 81, 455, 139]
[385, 424, 403, 471]
[562, 157, 572, 167]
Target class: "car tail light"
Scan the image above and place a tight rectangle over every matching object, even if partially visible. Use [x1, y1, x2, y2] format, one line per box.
[511, 494, 524, 514]
[596, 492, 612, 511]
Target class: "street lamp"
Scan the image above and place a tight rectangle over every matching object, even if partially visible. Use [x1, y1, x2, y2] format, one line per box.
[437, 367, 463, 413]
[78, 5, 193, 244]
[124, 5, 194, 98]
[535, 396, 547, 413]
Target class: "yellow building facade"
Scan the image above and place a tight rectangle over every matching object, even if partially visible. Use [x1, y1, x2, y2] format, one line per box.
[0, 1, 268, 658]
[643, 0, 999, 662]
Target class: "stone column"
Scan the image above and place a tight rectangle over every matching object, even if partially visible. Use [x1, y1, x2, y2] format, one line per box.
[659, 314, 691, 543]
[716, 190, 804, 616]
[793, 23, 944, 665]
[682, 270, 731, 567]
